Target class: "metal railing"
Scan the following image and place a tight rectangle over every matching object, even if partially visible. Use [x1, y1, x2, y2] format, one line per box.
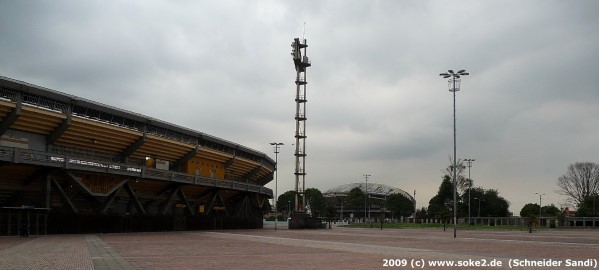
[0, 87, 18, 101]
[22, 93, 69, 113]
[0, 146, 273, 197]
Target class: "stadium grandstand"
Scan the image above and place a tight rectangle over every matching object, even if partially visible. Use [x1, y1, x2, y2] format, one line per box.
[0, 76, 274, 235]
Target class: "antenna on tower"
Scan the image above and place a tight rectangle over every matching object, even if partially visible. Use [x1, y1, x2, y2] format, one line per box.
[303, 22, 306, 40]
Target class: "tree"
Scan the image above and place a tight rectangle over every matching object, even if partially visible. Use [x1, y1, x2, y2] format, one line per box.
[520, 203, 540, 218]
[428, 175, 453, 219]
[541, 204, 561, 217]
[304, 188, 327, 217]
[481, 189, 511, 217]
[575, 194, 599, 217]
[346, 187, 366, 217]
[442, 157, 468, 195]
[386, 193, 415, 218]
[276, 190, 297, 214]
[462, 188, 511, 217]
[325, 203, 337, 219]
[460, 186, 483, 218]
[556, 162, 599, 206]
[262, 198, 272, 215]
[415, 207, 428, 219]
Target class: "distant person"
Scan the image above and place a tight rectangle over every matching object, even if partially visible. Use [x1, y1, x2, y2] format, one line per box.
[20, 223, 29, 238]
[528, 219, 534, 233]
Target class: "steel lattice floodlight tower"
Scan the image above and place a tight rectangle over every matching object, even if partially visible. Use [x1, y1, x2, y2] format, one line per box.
[439, 69, 469, 238]
[291, 38, 311, 212]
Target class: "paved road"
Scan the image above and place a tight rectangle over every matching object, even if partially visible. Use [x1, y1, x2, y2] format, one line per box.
[1, 225, 598, 269]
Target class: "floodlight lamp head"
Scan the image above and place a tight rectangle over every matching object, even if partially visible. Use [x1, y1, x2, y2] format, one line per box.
[448, 70, 454, 74]
[457, 70, 465, 74]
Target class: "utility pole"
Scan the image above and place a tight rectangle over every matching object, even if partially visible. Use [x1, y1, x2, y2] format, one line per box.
[413, 190, 416, 219]
[363, 173, 371, 224]
[535, 192, 545, 226]
[270, 142, 283, 230]
[464, 158, 475, 225]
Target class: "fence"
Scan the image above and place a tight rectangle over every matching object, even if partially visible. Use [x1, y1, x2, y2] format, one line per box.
[405, 216, 599, 228]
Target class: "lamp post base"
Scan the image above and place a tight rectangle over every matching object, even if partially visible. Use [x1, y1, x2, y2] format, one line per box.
[289, 212, 322, 229]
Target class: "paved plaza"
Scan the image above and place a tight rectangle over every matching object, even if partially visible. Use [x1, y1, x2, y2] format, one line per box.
[1, 224, 598, 269]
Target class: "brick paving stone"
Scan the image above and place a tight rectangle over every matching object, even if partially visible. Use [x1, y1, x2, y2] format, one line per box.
[86, 235, 135, 270]
[0, 237, 31, 252]
[0, 235, 93, 270]
[1, 226, 598, 269]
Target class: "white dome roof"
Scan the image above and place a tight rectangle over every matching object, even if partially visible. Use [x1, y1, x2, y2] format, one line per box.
[324, 183, 413, 201]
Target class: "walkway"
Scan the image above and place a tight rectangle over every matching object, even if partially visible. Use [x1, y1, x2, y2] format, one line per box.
[0, 226, 598, 269]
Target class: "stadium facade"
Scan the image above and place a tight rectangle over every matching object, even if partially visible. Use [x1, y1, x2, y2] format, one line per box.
[0, 76, 274, 235]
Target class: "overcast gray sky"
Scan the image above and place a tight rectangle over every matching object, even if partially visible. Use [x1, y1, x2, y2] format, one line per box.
[1, 0, 598, 214]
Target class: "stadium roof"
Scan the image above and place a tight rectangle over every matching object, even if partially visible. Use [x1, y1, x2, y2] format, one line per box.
[324, 183, 413, 201]
[0, 76, 274, 165]
[0, 76, 275, 186]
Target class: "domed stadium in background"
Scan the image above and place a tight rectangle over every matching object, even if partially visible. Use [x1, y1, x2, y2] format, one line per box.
[324, 183, 414, 222]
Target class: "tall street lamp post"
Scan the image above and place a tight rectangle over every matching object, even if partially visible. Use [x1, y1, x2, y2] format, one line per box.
[413, 190, 416, 219]
[474, 197, 483, 219]
[464, 158, 475, 225]
[535, 192, 545, 225]
[363, 174, 370, 223]
[594, 193, 597, 216]
[340, 200, 346, 222]
[439, 69, 469, 238]
[270, 142, 283, 230]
